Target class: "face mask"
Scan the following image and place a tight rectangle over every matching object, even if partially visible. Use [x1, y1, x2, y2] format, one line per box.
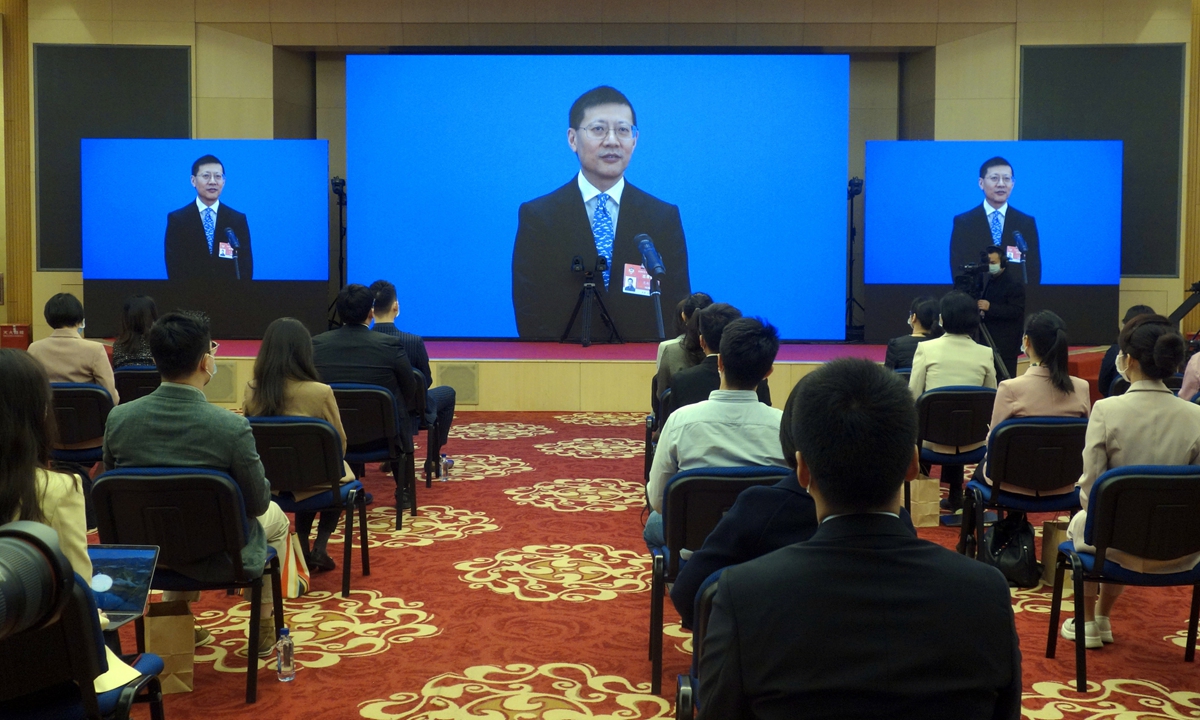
[1020, 341, 1027, 357]
[906, 316, 914, 328]
[78, 319, 86, 334]
[988, 263, 1002, 275]
[1115, 352, 1129, 382]
[204, 353, 218, 381]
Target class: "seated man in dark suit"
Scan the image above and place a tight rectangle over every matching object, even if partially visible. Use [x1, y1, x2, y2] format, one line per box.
[512, 85, 690, 340]
[668, 303, 771, 411]
[1100, 304, 1155, 397]
[645, 318, 786, 548]
[312, 285, 419, 504]
[369, 279, 456, 449]
[950, 156, 1039, 285]
[698, 358, 1021, 720]
[102, 312, 288, 657]
[164, 154, 253, 282]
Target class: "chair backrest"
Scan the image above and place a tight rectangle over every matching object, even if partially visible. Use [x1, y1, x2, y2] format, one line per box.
[410, 369, 427, 418]
[894, 367, 912, 384]
[658, 388, 675, 430]
[1083, 465, 1200, 566]
[0, 574, 107, 718]
[649, 375, 659, 416]
[691, 571, 721, 673]
[916, 386, 996, 450]
[49, 383, 114, 445]
[1166, 373, 1184, 393]
[985, 417, 1089, 494]
[330, 383, 400, 451]
[1109, 376, 1130, 397]
[91, 468, 253, 582]
[113, 366, 161, 403]
[247, 416, 344, 495]
[662, 466, 793, 574]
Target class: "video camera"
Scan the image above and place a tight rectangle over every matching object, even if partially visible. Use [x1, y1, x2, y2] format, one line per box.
[953, 250, 991, 300]
[0, 521, 74, 642]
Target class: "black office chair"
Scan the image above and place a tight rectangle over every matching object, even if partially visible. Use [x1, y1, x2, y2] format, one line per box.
[1166, 373, 1185, 394]
[49, 383, 114, 464]
[1046, 465, 1200, 692]
[645, 382, 671, 483]
[91, 468, 284, 704]
[1109, 376, 1130, 397]
[410, 370, 443, 489]
[960, 417, 1088, 558]
[894, 367, 912, 384]
[910, 386, 996, 517]
[675, 570, 721, 720]
[648, 466, 792, 695]
[113, 365, 161, 403]
[331, 383, 415, 527]
[248, 416, 369, 598]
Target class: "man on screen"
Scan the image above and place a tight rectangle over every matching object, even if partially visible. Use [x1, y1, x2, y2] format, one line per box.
[164, 154, 253, 282]
[949, 157, 1040, 285]
[512, 86, 691, 340]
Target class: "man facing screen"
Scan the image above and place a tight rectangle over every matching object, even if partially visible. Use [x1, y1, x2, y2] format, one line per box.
[511, 86, 691, 340]
[164, 154, 254, 282]
[949, 156, 1040, 285]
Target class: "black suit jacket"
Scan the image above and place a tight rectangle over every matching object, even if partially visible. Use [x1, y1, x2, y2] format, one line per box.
[512, 178, 691, 341]
[884, 333, 932, 370]
[950, 204, 1039, 285]
[311, 324, 418, 443]
[1099, 342, 1120, 397]
[164, 201, 253, 282]
[980, 268, 1026, 379]
[668, 355, 771, 411]
[698, 513, 1021, 720]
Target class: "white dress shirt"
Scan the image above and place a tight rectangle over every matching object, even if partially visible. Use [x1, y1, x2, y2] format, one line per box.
[578, 172, 623, 232]
[196, 197, 221, 217]
[983, 201, 1007, 229]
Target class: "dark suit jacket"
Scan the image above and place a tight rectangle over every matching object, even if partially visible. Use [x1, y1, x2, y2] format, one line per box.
[669, 355, 771, 411]
[164, 201, 253, 282]
[512, 178, 691, 341]
[884, 333, 932, 370]
[950, 204, 1039, 285]
[312, 324, 418, 444]
[102, 383, 271, 583]
[372, 321, 436, 424]
[1099, 343, 1120, 397]
[980, 268, 1026, 379]
[698, 513, 1021, 720]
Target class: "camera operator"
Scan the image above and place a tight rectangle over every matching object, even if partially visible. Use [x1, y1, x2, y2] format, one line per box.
[977, 245, 1026, 379]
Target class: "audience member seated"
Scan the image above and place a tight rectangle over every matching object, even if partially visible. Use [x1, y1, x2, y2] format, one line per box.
[102, 312, 289, 657]
[644, 317, 785, 548]
[697, 358, 1021, 719]
[884, 296, 938, 370]
[1100, 305, 1155, 398]
[368, 279, 456, 450]
[668, 303, 771, 410]
[669, 375, 918, 629]
[974, 310, 1090, 496]
[1063, 314, 1200, 650]
[656, 292, 713, 397]
[244, 317, 357, 574]
[111, 294, 158, 369]
[909, 290, 998, 511]
[27, 292, 119, 404]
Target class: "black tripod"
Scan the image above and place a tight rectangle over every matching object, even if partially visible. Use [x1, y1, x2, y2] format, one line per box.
[326, 176, 348, 329]
[560, 257, 623, 347]
[845, 177, 865, 341]
[977, 320, 1012, 382]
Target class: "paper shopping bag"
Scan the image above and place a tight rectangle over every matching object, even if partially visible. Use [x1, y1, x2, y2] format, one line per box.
[908, 477, 941, 527]
[143, 600, 194, 694]
[282, 531, 311, 599]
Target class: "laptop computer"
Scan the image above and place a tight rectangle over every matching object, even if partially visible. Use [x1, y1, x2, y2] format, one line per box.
[87, 544, 159, 630]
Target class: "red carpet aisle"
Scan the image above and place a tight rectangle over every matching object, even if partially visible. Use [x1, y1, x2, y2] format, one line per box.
[124, 412, 1200, 719]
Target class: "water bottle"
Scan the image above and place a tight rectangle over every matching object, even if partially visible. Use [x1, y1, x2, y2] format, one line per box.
[440, 454, 454, 482]
[276, 627, 295, 682]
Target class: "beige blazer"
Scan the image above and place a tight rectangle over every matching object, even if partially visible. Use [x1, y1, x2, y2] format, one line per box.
[1068, 380, 1200, 573]
[983, 366, 1091, 495]
[14, 469, 93, 578]
[27, 328, 119, 404]
[910, 333, 997, 453]
[244, 379, 355, 497]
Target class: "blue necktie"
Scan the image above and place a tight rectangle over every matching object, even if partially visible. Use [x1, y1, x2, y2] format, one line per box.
[988, 210, 1002, 245]
[202, 207, 216, 254]
[591, 193, 615, 289]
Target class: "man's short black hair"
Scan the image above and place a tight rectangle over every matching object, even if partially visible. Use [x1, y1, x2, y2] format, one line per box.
[719, 317, 779, 389]
[191, 155, 224, 176]
[939, 291, 979, 335]
[369, 279, 397, 313]
[43, 293, 84, 329]
[337, 284, 375, 325]
[979, 156, 1013, 178]
[785, 358, 917, 512]
[697, 303, 742, 354]
[150, 312, 211, 381]
[1122, 304, 1155, 325]
[569, 86, 637, 129]
[984, 245, 1007, 267]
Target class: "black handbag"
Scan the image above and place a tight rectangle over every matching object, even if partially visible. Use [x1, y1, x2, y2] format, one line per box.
[979, 512, 1041, 588]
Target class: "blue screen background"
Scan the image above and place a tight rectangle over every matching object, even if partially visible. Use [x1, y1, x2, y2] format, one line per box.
[347, 54, 849, 340]
[863, 140, 1122, 285]
[82, 139, 329, 281]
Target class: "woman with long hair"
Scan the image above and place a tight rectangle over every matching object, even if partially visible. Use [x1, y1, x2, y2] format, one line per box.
[112, 295, 158, 368]
[656, 292, 713, 399]
[244, 317, 355, 572]
[0, 349, 91, 576]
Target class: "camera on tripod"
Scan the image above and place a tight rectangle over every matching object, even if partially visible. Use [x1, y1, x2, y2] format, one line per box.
[953, 250, 991, 299]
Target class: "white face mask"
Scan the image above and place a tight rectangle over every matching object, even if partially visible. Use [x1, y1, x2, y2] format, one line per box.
[988, 263, 1002, 275]
[204, 353, 218, 382]
[78, 319, 86, 334]
[1115, 352, 1130, 382]
[906, 315, 914, 328]
[1020, 341, 1027, 357]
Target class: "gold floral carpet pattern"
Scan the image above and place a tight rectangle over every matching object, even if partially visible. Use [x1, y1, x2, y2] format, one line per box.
[123, 411, 1200, 719]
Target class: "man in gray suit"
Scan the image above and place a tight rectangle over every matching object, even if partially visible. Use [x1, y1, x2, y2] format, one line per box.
[103, 311, 289, 657]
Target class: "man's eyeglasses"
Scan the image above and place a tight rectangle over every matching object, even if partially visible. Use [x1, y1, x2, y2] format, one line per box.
[579, 122, 638, 142]
[210, 341, 220, 357]
[984, 174, 1013, 185]
[197, 173, 225, 182]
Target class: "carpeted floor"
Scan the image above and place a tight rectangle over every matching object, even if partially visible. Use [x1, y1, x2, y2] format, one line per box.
[120, 411, 1200, 719]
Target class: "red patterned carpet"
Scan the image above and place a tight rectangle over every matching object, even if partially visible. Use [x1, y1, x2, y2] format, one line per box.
[119, 411, 1200, 719]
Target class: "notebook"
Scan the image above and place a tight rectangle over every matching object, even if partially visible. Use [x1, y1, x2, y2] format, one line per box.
[87, 544, 159, 630]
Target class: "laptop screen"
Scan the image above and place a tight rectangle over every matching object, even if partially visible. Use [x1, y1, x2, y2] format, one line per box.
[87, 544, 159, 614]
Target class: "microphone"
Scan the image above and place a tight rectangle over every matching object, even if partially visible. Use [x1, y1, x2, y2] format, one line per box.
[1012, 231, 1028, 283]
[223, 227, 240, 249]
[223, 227, 242, 280]
[636, 234, 666, 277]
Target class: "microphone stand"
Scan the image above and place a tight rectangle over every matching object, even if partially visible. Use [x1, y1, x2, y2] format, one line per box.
[651, 277, 665, 340]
